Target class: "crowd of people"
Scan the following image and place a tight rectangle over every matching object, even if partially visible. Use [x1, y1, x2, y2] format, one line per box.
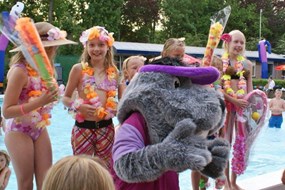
[0, 14, 284, 190]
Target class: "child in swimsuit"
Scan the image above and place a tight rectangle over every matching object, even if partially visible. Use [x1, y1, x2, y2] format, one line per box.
[220, 30, 253, 190]
[62, 26, 118, 170]
[269, 89, 285, 128]
[3, 22, 76, 190]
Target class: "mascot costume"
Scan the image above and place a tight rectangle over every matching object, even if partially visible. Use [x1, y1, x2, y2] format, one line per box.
[112, 57, 230, 190]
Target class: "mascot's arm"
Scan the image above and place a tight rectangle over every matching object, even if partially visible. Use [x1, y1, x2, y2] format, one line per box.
[113, 118, 213, 183]
[201, 138, 230, 178]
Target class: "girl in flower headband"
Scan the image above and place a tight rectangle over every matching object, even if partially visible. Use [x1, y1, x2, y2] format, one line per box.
[220, 30, 253, 190]
[3, 21, 77, 190]
[63, 26, 118, 170]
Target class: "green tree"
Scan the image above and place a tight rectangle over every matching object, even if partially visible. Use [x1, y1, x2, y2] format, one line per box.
[268, 0, 285, 49]
[275, 33, 285, 54]
[120, 0, 161, 42]
[161, 0, 239, 46]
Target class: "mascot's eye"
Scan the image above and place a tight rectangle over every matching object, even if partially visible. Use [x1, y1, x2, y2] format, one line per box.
[174, 78, 181, 88]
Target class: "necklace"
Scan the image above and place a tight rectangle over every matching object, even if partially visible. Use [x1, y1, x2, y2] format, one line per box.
[71, 62, 118, 122]
[221, 53, 247, 98]
[25, 64, 54, 128]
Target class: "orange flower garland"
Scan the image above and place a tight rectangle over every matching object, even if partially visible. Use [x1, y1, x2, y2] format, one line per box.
[70, 62, 118, 122]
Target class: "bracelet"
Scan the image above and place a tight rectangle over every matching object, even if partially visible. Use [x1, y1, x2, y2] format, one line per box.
[20, 104, 26, 115]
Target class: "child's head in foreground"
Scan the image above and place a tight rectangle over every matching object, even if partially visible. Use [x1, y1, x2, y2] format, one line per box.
[42, 155, 115, 190]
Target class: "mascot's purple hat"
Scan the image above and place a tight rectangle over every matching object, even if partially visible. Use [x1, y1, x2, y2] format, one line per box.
[140, 57, 220, 85]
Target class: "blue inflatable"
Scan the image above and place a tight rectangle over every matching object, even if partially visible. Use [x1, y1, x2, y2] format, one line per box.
[0, 2, 24, 89]
[258, 40, 271, 79]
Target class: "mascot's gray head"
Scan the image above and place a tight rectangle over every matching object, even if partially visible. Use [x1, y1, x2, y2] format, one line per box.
[117, 57, 226, 144]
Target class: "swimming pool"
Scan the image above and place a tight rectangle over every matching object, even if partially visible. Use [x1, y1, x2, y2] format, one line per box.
[0, 102, 285, 190]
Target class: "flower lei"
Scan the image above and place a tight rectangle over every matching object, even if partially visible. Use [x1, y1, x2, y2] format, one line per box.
[232, 133, 246, 175]
[23, 64, 54, 128]
[70, 62, 118, 122]
[221, 52, 247, 99]
[79, 26, 114, 47]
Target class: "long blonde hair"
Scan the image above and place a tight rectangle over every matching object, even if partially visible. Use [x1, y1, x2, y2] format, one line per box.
[9, 46, 57, 78]
[42, 155, 115, 190]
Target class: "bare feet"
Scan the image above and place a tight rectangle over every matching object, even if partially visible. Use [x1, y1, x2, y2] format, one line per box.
[215, 176, 226, 190]
[230, 183, 245, 190]
[223, 183, 230, 190]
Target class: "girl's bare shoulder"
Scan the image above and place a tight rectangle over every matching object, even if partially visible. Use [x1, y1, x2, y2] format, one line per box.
[72, 63, 83, 70]
[7, 66, 27, 82]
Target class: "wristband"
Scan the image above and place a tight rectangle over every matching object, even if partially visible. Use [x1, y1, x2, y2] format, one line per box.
[20, 104, 26, 115]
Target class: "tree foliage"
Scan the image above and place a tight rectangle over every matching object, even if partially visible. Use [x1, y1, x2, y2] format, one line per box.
[120, 0, 160, 42]
[0, 0, 285, 53]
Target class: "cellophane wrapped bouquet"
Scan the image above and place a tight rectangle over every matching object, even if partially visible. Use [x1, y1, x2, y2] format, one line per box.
[202, 6, 231, 67]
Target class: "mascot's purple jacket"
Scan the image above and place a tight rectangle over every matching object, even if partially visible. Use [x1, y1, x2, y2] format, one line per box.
[112, 112, 179, 190]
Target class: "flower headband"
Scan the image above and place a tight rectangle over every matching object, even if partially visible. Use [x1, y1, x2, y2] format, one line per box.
[46, 27, 67, 41]
[79, 26, 115, 47]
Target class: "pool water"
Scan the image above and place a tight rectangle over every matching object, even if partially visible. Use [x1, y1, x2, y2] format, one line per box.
[0, 103, 285, 190]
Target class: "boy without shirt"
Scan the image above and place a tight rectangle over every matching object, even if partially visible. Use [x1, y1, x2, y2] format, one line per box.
[269, 89, 285, 128]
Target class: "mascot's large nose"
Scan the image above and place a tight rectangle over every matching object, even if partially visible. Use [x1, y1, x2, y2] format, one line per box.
[219, 98, 225, 114]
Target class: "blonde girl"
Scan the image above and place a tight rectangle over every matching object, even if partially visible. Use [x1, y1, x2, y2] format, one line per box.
[221, 30, 253, 190]
[62, 26, 118, 170]
[42, 155, 115, 190]
[3, 22, 76, 190]
[118, 55, 145, 99]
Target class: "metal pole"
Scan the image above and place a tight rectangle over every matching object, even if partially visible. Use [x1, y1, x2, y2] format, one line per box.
[259, 9, 262, 40]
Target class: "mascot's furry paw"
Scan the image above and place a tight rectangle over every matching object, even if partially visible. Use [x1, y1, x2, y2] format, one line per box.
[200, 138, 230, 178]
[162, 119, 212, 172]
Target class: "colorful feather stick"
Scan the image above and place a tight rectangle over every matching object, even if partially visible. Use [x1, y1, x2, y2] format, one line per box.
[15, 18, 54, 80]
[0, 16, 57, 90]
